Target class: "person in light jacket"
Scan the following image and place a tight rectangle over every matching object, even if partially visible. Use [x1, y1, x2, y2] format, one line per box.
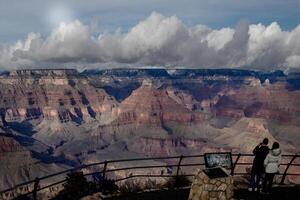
[263, 142, 281, 193]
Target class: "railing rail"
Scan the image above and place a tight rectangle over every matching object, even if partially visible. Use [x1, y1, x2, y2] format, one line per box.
[1, 153, 299, 199]
[280, 154, 298, 184]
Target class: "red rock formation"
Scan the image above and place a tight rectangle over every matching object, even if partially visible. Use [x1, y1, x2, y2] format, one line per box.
[213, 82, 300, 124]
[116, 80, 200, 126]
[0, 136, 25, 154]
[0, 69, 119, 123]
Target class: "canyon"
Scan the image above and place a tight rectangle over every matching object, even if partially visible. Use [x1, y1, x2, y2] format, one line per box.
[0, 68, 300, 191]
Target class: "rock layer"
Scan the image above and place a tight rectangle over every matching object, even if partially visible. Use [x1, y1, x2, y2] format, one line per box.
[0, 69, 118, 123]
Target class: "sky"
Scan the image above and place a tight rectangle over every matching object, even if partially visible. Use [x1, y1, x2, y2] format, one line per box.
[0, 0, 299, 71]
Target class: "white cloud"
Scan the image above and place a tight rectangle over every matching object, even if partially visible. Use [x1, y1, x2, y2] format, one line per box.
[1, 12, 300, 71]
[206, 28, 235, 50]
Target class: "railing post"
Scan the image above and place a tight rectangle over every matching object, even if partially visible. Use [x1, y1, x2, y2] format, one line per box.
[280, 154, 297, 184]
[231, 153, 241, 176]
[32, 177, 40, 200]
[176, 155, 184, 177]
[102, 160, 108, 179]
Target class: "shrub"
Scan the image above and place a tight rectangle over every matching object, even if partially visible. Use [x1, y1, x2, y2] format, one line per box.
[165, 175, 191, 189]
[99, 178, 118, 195]
[14, 195, 31, 200]
[143, 179, 157, 190]
[118, 179, 143, 195]
[52, 171, 96, 200]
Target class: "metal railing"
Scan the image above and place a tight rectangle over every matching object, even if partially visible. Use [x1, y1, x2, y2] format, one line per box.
[0, 153, 299, 199]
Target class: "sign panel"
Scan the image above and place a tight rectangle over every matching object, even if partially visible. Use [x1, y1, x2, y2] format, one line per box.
[204, 152, 232, 169]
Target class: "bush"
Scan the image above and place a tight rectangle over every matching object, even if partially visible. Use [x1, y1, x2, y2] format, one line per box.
[144, 179, 157, 190]
[165, 175, 191, 189]
[14, 195, 31, 200]
[99, 178, 118, 195]
[52, 171, 96, 200]
[118, 179, 143, 195]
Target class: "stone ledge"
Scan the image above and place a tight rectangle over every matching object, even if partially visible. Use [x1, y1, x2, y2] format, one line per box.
[188, 168, 234, 200]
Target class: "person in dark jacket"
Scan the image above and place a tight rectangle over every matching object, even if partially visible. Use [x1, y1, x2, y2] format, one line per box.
[248, 138, 270, 191]
[263, 142, 281, 193]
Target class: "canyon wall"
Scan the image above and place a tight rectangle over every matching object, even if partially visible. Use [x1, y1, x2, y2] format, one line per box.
[0, 68, 300, 192]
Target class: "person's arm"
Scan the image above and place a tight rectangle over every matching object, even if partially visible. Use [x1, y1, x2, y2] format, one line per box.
[277, 155, 282, 168]
[264, 154, 269, 167]
[253, 145, 260, 155]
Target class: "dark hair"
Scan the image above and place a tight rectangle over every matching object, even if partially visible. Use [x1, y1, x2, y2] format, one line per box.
[272, 142, 280, 150]
[262, 138, 269, 145]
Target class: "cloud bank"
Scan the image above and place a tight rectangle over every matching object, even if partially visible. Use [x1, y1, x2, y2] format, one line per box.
[1, 12, 300, 71]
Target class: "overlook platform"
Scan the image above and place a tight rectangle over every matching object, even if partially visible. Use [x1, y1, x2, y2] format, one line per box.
[84, 185, 300, 200]
[1, 153, 299, 200]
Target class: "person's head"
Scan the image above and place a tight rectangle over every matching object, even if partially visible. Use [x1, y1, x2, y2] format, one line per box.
[262, 138, 269, 145]
[272, 142, 280, 150]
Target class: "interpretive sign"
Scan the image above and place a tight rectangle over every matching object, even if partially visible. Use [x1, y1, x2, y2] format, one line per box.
[204, 152, 232, 169]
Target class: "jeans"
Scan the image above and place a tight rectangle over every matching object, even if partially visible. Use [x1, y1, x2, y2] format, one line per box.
[249, 169, 262, 189]
[263, 173, 275, 192]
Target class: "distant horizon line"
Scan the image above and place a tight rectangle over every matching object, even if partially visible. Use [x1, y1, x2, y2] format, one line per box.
[0, 67, 290, 73]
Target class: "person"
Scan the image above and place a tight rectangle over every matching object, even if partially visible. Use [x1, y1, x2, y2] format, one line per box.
[248, 138, 269, 191]
[262, 142, 281, 193]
